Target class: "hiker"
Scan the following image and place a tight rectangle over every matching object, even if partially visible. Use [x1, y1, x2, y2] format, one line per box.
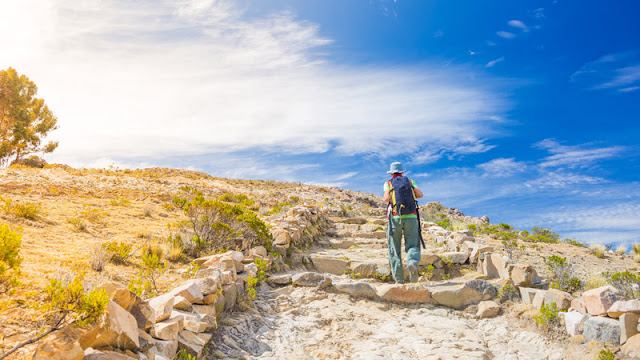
[384, 162, 424, 284]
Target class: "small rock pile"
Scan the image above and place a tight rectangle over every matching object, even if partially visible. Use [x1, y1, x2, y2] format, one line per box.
[269, 205, 330, 253]
[32, 250, 262, 360]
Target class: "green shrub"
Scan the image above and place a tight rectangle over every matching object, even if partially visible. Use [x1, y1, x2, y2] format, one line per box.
[598, 346, 615, 360]
[436, 219, 452, 230]
[533, 302, 559, 328]
[605, 271, 640, 300]
[44, 275, 109, 325]
[545, 256, 582, 294]
[0, 224, 22, 293]
[266, 201, 293, 215]
[467, 224, 477, 234]
[563, 238, 586, 248]
[1, 197, 41, 220]
[103, 241, 133, 264]
[590, 244, 606, 258]
[525, 227, 560, 243]
[632, 243, 640, 255]
[497, 283, 519, 303]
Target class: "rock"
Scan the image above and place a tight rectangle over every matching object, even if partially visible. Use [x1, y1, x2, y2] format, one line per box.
[230, 251, 245, 272]
[622, 334, 640, 359]
[510, 265, 540, 287]
[570, 297, 586, 314]
[342, 217, 367, 224]
[583, 316, 621, 345]
[608, 299, 640, 318]
[33, 332, 84, 360]
[477, 300, 500, 318]
[565, 311, 589, 336]
[83, 348, 136, 359]
[130, 300, 155, 331]
[268, 274, 292, 286]
[376, 284, 431, 304]
[469, 245, 493, 264]
[418, 253, 439, 266]
[193, 276, 219, 296]
[10, 155, 47, 168]
[333, 282, 378, 300]
[171, 310, 214, 333]
[519, 287, 546, 306]
[194, 267, 221, 279]
[173, 296, 192, 311]
[480, 215, 490, 223]
[544, 289, 574, 311]
[621, 313, 640, 344]
[431, 280, 496, 310]
[583, 286, 620, 316]
[568, 334, 586, 345]
[292, 272, 332, 288]
[192, 304, 217, 317]
[88, 301, 140, 351]
[310, 256, 350, 275]
[97, 281, 140, 311]
[169, 281, 204, 304]
[150, 314, 184, 341]
[235, 278, 245, 295]
[138, 329, 156, 352]
[203, 293, 218, 305]
[245, 263, 258, 278]
[441, 251, 469, 265]
[223, 282, 238, 310]
[177, 330, 213, 358]
[250, 246, 267, 258]
[532, 290, 546, 310]
[148, 294, 174, 322]
[482, 253, 512, 279]
[151, 339, 179, 359]
[149, 346, 171, 360]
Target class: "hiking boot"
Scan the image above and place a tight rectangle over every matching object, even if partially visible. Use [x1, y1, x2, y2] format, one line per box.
[408, 264, 419, 283]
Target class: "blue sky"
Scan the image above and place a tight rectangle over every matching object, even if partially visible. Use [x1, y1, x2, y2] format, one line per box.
[1, 1, 638, 245]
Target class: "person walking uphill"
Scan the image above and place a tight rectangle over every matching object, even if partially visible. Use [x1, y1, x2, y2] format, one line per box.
[384, 162, 424, 284]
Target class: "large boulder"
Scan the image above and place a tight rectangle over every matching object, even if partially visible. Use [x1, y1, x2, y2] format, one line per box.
[431, 280, 496, 310]
[267, 274, 292, 286]
[583, 286, 619, 316]
[177, 330, 213, 358]
[441, 251, 469, 265]
[583, 316, 621, 345]
[564, 311, 589, 336]
[510, 265, 540, 287]
[482, 253, 513, 279]
[469, 245, 493, 264]
[544, 288, 574, 311]
[33, 332, 84, 360]
[622, 334, 640, 359]
[150, 314, 185, 341]
[223, 283, 238, 311]
[570, 297, 586, 314]
[608, 299, 640, 318]
[418, 254, 439, 266]
[333, 282, 378, 300]
[310, 256, 350, 275]
[148, 294, 175, 322]
[621, 313, 640, 345]
[171, 310, 215, 333]
[169, 281, 204, 304]
[88, 301, 140, 351]
[519, 287, 546, 306]
[477, 300, 500, 318]
[97, 281, 140, 311]
[130, 300, 155, 331]
[192, 276, 219, 296]
[83, 348, 136, 359]
[292, 272, 332, 288]
[10, 155, 47, 168]
[376, 284, 431, 304]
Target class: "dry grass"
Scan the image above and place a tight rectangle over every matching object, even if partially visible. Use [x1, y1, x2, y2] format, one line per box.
[589, 244, 606, 258]
[615, 244, 628, 256]
[584, 272, 608, 290]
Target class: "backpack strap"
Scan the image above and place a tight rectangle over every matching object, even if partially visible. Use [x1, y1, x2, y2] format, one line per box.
[387, 180, 397, 213]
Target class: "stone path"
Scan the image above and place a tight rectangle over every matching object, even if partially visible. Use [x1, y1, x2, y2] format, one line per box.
[206, 278, 575, 360]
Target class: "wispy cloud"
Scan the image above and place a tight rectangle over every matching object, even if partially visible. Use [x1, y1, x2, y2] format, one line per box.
[411, 140, 496, 164]
[486, 57, 505, 68]
[571, 51, 640, 93]
[477, 158, 525, 177]
[0, 0, 506, 169]
[534, 139, 626, 168]
[497, 31, 516, 39]
[508, 20, 529, 32]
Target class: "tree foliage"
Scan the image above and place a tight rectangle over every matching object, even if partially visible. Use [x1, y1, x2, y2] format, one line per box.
[0, 67, 58, 166]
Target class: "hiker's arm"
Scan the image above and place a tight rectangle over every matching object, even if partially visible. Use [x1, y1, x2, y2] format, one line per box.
[384, 190, 390, 203]
[414, 187, 424, 199]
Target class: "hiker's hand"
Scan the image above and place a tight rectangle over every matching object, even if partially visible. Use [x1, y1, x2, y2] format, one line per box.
[414, 187, 424, 199]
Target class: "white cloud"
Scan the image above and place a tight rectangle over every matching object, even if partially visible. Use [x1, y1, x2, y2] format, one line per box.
[534, 139, 626, 168]
[486, 57, 505, 68]
[571, 52, 640, 93]
[496, 31, 516, 39]
[411, 139, 496, 164]
[0, 0, 506, 168]
[477, 158, 525, 177]
[508, 20, 529, 32]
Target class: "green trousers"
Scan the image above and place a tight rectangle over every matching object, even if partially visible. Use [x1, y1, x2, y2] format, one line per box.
[386, 216, 421, 283]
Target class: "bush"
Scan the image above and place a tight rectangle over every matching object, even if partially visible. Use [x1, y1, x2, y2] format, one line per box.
[1, 197, 41, 220]
[633, 243, 640, 255]
[563, 238, 587, 248]
[103, 241, 133, 264]
[589, 244, 606, 258]
[534, 302, 560, 329]
[0, 224, 22, 293]
[78, 205, 108, 224]
[605, 271, 640, 300]
[598, 346, 615, 360]
[497, 283, 519, 303]
[545, 255, 582, 293]
[615, 244, 628, 255]
[44, 275, 109, 325]
[635, 254, 640, 263]
[68, 217, 87, 232]
[585, 273, 608, 290]
[525, 227, 560, 243]
[436, 219, 452, 230]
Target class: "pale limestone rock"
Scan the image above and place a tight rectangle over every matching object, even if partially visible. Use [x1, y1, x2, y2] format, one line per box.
[621, 313, 640, 344]
[482, 253, 512, 279]
[608, 299, 640, 318]
[131, 300, 155, 331]
[230, 251, 245, 272]
[268, 274, 292, 286]
[310, 256, 350, 275]
[169, 280, 204, 304]
[564, 311, 589, 336]
[148, 294, 174, 322]
[477, 300, 500, 318]
[171, 310, 209, 333]
[333, 282, 378, 300]
[83, 348, 136, 359]
[441, 251, 469, 264]
[149, 346, 171, 360]
[151, 339, 178, 359]
[192, 304, 216, 317]
[583, 316, 621, 345]
[544, 288, 574, 311]
[250, 246, 267, 258]
[193, 276, 218, 296]
[519, 287, 546, 306]
[418, 253, 439, 266]
[622, 333, 640, 359]
[138, 329, 156, 352]
[583, 285, 619, 316]
[173, 296, 192, 311]
[570, 297, 586, 314]
[97, 281, 139, 311]
[292, 272, 332, 288]
[89, 301, 140, 351]
[202, 293, 218, 305]
[376, 284, 431, 304]
[33, 332, 83, 360]
[150, 314, 184, 341]
[431, 280, 496, 310]
[532, 290, 546, 310]
[177, 330, 213, 358]
[510, 265, 540, 287]
[245, 263, 258, 278]
[223, 282, 238, 310]
[470, 245, 493, 264]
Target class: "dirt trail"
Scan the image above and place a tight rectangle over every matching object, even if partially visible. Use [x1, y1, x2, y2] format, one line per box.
[206, 275, 582, 360]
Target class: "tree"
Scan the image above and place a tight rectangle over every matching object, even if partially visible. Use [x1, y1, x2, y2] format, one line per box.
[0, 67, 58, 166]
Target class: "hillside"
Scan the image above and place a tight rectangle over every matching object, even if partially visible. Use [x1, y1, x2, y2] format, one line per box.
[0, 165, 639, 359]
